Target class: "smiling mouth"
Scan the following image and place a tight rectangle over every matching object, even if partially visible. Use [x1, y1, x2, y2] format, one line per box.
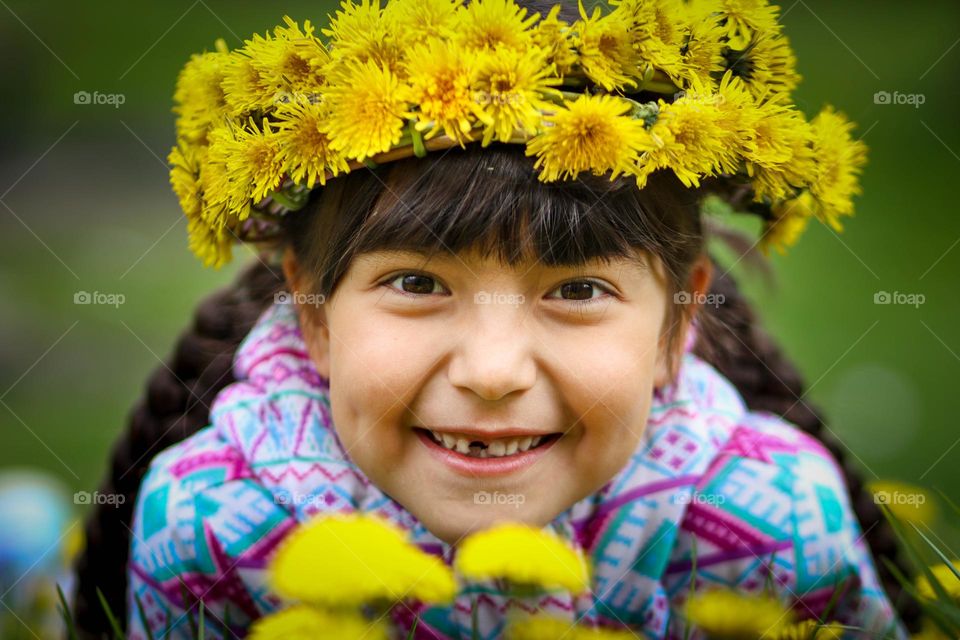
[413, 427, 562, 459]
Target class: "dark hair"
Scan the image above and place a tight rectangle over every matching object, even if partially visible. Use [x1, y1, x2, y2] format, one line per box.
[71, 2, 921, 635]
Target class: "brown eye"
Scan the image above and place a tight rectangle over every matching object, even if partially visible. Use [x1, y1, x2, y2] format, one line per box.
[400, 274, 436, 294]
[381, 273, 444, 297]
[549, 279, 610, 305]
[559, 281, 595, 301]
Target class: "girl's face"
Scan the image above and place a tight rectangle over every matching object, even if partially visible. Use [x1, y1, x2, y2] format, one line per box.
[285, 246, 689, 546]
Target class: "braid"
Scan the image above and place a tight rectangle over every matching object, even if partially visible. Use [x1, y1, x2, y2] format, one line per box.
[70, 258, 284, 638]
[693, 258, 923, 632]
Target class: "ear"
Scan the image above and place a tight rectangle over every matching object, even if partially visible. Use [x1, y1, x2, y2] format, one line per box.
[282, 247, 332, 379]
[653, 253, 713, 388]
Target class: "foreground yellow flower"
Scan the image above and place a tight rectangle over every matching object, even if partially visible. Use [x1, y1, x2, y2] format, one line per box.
[769, 619, 845, 640]
[685, 589, 792, 639]
[916, 560, 960, 601]
[456, 522, 590, 593]
[525, 94, 652, 182]
[268, 513, 456, 608]
[249, 604, 388, 640]
[507, 614, 639, 639]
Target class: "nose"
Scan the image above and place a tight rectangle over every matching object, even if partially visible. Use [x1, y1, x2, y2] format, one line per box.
[447, 309, 537, 401]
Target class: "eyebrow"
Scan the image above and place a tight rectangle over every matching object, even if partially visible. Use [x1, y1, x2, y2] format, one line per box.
[358, 248, 650, 274]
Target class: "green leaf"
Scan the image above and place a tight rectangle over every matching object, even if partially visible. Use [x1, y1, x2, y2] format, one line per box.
[95, 587, 126, 640]
[406, 613, 420, 640]
[134, 592, 156, 640]
[56, 583, 78, 640]
[909, 522, 960, 583]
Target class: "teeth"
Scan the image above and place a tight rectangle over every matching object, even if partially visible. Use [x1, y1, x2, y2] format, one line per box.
[427, 430, 553, 458]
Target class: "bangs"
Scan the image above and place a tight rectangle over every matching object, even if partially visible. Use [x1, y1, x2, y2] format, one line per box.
[346, 144, 659, 269]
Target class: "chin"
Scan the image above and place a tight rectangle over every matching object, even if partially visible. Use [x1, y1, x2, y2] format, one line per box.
[408, 493, 565, 547]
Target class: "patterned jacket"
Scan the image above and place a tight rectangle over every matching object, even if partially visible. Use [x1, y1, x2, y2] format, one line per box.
[126, 301, 907, 639]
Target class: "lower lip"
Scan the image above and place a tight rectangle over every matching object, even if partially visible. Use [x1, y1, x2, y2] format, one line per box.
[415, 429, 560, 478]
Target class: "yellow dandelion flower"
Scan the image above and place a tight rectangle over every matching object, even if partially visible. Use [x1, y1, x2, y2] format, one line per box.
[321, 59, 415, 162]
[173, 44, 231, 143]
[268, 513, 456, 608]
[762, 191, 815, 256]
[636, 89, 740, 189]
[243, 17, 329, 101]
[525, 93, 653, 182]
[634, 0, 690, 83]
[744, 99, 816, 202]
[916, 560, 960, 600]
[454, 0, 539, 54]
[186, 213, 233, 269]
[230, 119, 285, 205]
[712, 0, 782, 50]
[455, 522, 591, 593]
[676, 9, 727, 90]
[507, 614, 638, 639]
[168, 141, 204, 219]
[383, 0, 461, 48]
[572, 0, 645, 91]
[274, 100, 351, 188]
[807, 106, 868, 232]
[249, 604, 389, 640]
[221, 51, 277, 116]
[769, 619, 846, 640]
[685, 589, 793, 639]
[404, 39, 488, 146]
[532, 5, 578, 78]
[866, 480, 936, 526]
[730, 31, 802, 100]
[321, 0, 403, 74]
[911, 621, 955, 640]
[473, 46, 563, 145]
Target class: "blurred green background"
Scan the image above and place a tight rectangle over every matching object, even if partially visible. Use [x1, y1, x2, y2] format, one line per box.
[0, 0, 958, 543]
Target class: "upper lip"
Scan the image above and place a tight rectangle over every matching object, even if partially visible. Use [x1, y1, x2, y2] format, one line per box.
[416, 425, 560, 439]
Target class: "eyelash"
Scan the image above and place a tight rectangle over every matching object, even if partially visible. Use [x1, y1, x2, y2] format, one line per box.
[377, 272, 615, 307]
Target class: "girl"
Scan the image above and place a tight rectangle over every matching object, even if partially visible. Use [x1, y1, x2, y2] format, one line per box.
[71, 0, 919, 638]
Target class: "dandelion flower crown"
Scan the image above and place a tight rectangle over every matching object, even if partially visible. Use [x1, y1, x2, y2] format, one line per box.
[168, 0, 868, 268]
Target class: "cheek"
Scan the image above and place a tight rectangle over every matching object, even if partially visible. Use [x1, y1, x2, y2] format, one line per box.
[325, 314, 434, 455]
[561, 322, 661, 474]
